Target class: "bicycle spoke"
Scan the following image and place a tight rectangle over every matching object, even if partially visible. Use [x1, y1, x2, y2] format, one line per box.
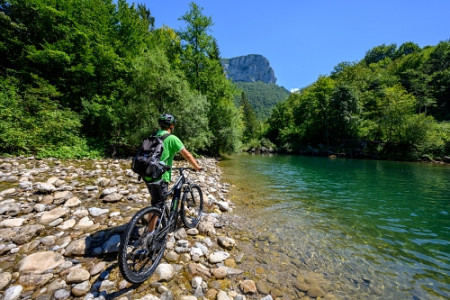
[118, 207, 168, 283]
[181, 184, 203, 228]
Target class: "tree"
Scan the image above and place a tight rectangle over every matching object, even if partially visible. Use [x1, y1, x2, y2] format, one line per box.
[240, 91, 259, 142]
[178, 2, 242, 154]
[299, 76, 335, 145]
[265, 95, 298, 152]
[329, 83, 360, 142]
[178, 2, 214, 92]
[395, 42, 421, 59]
[364, 43, 397, 65]
[426, 41, 450, 120]
[124, 48, 210, 152]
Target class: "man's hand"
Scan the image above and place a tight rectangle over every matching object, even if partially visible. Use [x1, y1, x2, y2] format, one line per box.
[180, 148, 202, 171]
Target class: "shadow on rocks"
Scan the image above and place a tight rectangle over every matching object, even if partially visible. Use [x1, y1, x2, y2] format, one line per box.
[82, 224, 128, 260]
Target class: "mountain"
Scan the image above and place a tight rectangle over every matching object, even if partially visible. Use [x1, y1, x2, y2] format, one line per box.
[221, 54, 289, 120]
[221, 54, 277, 84]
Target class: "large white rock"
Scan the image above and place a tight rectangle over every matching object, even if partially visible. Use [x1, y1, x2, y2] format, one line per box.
[0, 188, 16, 196]
[100, 188, 117, 197]
[88, 207, 109, 217]
[0, 272, 12, 290]
[217, 290, 232, 300]
[3, 285, 23, 300]
[53, 191, 73, 202]
[76, 216, 94, 228]
[18, 181, 33, 190]
[71, 280, 91, 297]
[34, 182, 56, 193]
[66, 268, 91, 284]
[190, 247, 204, 257]
[57, 219, 76, 230]
[40, 207, 67, 225]
[102, 192, 123, 202]
[64, 196, 81, 207]
[179, 296, 196, 300]
[208, 251, 230, 264]
[64, 237, 91, 256]
[18, 251, 65, 274]
[194, 242, 209, 255]
[0, 218, 25, 228]
[218, 236, 236, 250]
[215, 201, 229, 211]
[153, 263, 175, 282]
[137, 295, 161, 300]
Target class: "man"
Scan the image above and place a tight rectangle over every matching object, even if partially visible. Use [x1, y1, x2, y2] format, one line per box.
[145, 113, 202, 212]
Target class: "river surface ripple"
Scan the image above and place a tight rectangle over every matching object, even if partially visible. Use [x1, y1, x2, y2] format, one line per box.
[220, 154, 450, 300]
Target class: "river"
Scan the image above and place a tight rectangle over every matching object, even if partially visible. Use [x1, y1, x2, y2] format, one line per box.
[219, 153, 450, 299]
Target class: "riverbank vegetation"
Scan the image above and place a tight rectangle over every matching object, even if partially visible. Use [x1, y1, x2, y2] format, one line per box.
[265, 41, 450, 161]
[234, 81, 290, 120]
[0, 0, 242, 158]
[1, 0, 448, 162]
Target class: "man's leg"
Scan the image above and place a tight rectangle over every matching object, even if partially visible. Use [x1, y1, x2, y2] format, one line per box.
[147, 181, 168, 231]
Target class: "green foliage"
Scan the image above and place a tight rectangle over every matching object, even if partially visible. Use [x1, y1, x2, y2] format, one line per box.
[0, 76, 99, 158]
[364, 43, 397, 65]
[234, 81, 290, 120]
[266, 41, 450, 160]
[0, 0, 243, 157]
[178, 2, 242, 154]
[239, 91, 259, 142]
[124, 48, 210, 151]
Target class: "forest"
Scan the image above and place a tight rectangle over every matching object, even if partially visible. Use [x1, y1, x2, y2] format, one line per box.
[234, 81, 289, 120]
[0, 0, 242, 158]
[1, 0, 449, 161]
[266, 41, 450, 161]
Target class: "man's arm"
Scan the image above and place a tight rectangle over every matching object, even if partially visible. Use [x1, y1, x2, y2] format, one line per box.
[179, 148, 202, 171]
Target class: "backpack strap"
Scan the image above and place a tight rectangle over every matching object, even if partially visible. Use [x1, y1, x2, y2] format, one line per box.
[158, 132, 171, 165]
[151, 131, 171, 140]
[160, 132, 171, 140]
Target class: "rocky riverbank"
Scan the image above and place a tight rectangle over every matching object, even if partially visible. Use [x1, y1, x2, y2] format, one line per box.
[0, 156, 267, 300]
[0, 156, 343, 300]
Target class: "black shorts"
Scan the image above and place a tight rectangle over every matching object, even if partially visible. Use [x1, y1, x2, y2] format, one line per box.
[146, 181, 168, 209]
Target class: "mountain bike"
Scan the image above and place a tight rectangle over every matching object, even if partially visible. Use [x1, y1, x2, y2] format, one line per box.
[118, 167, 203, 283]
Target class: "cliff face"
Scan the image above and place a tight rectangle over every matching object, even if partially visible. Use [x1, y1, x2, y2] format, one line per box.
[221, 54, 277, 84]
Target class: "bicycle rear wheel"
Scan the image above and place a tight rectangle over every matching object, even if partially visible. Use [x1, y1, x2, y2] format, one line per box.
[181, 184, 203, 228]
[118, 206, 167, 283]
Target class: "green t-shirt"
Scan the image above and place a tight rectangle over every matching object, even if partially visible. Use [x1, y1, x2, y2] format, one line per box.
[154, 130, 184, 182]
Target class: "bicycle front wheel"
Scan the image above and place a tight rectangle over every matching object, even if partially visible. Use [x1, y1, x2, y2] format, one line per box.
[181, 184, 203, 228]
[118, 206, 167, 283]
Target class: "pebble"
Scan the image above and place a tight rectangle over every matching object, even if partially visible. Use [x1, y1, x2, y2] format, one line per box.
[0, 156, 315, 300]
[209, 251, 230, 263]
[3, 285, 23, 300]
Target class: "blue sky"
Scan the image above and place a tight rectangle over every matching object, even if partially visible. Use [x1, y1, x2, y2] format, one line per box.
[136, 0, 449, 91]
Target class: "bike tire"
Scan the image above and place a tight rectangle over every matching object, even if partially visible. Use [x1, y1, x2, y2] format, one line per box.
[181, 184, 203, 228]
[118, 206, 167, 283]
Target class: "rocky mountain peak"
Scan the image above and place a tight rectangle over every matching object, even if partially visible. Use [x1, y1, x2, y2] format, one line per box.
[221, 54, 277, 84]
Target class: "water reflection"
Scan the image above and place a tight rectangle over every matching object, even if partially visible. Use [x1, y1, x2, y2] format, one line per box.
[220, 154, 450, 299]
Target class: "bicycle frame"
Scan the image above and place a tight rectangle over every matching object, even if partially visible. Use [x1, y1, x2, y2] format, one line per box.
[151, 168, 191, 238]
[118, 167, 202, 284]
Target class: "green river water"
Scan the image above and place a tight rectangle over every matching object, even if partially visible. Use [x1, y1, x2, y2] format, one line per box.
[219, 153, 450, 299]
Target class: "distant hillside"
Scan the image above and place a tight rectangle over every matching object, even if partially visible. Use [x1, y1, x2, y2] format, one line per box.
[221, 54, 276, 84]
[221, 54, 288, 120]
[234, 81, 290, 120]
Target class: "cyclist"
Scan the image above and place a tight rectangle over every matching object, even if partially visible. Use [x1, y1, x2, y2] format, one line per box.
[146, 113, 202, 228]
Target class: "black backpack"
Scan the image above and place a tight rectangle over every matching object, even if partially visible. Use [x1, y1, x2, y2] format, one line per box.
[132, 133, 171, 180]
